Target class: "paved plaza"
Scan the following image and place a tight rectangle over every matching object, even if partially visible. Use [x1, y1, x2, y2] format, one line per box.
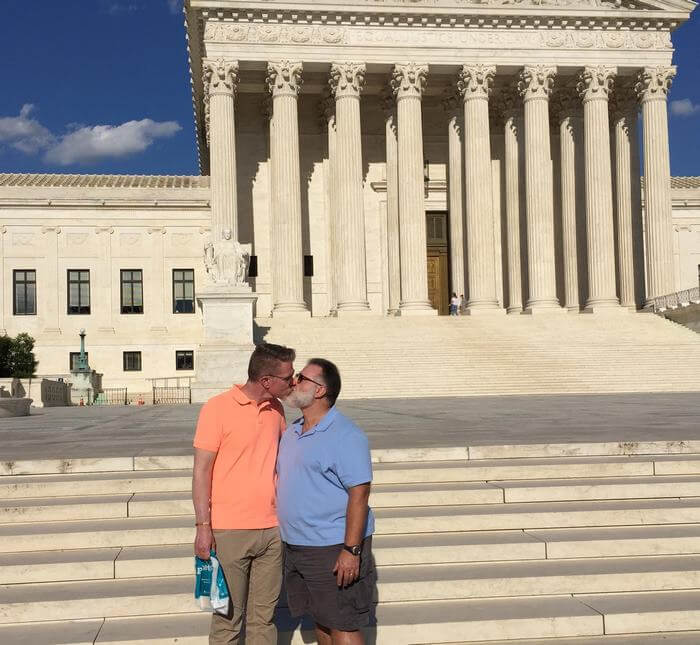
[1, 392, 700, 461]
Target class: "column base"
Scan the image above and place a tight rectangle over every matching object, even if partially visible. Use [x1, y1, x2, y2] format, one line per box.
[336, 301, 371, 315]
[464, 307, 506, 316]
[271, 309, 311, 319]
[566, 306, 581, 314]
[397, 306, 437, 317]
[522, 306, 567, 315]
[582, 304, 629, 315]
[506, 306, 523, 315]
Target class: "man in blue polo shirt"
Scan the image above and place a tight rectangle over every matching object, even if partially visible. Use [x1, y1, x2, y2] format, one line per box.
[277, 358, 375, 645]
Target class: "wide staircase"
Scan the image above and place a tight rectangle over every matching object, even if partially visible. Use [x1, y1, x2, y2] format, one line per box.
[255, 312, 700, 398]
[3, 442, 700, 643]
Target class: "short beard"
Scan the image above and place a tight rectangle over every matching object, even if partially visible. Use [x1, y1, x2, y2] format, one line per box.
[282, 388, 316, 409]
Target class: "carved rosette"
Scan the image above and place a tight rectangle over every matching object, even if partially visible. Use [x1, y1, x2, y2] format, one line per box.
[266, 61, 303, 98]
[458, 65, 496, 103]
[391, 63, 428, 101]
[635, 66, 676, 104]
[578, 66, 616, 103]
[518, 65, 556, 102]
[329, 63, 366, 100]
[202, 58, 239, 146]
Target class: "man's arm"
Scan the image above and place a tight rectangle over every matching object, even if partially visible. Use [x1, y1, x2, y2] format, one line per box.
[192, 447, 217, 559]
[333, 482, 371, 587]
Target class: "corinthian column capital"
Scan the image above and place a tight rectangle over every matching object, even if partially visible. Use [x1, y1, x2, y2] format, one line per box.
[391, 63, 428, 101]
[578, 65, 616, 103]
[329, 63, 366, 99]
[458, 65, 496, 102]
[518, 65, 556, 102]
[202, 58, 240, 97]
[635, 66, 676, 103]
[267, 61, 303, 98]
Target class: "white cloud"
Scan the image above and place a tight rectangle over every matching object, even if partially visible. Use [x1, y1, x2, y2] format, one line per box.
[670, 99, 700, 117]
[44, 119, 181, 165]
[0, 104, 55, 154]
[167, 0, 183, 14]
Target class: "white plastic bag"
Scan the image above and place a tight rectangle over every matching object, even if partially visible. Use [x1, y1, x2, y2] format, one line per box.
[194, 551, 230, 614]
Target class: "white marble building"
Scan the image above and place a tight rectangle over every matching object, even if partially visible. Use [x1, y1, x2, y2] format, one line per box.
[1, 0, 699, 392]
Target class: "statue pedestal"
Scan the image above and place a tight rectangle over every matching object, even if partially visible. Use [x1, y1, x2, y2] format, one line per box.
[191, 284, 258, 404]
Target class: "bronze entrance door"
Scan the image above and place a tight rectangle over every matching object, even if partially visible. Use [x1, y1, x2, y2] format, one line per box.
[426, 212, 450, 315]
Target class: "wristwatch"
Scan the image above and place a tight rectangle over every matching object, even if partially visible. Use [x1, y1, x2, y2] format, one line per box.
[343, 544, 362, 556]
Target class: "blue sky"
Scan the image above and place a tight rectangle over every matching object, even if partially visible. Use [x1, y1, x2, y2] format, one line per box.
[1, 1, 699, 177]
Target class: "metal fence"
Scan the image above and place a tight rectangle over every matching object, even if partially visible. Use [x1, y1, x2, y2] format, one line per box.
[94, 388, 128, 406]
[153, 386, 192, 405]
[651, 286, 700, 313]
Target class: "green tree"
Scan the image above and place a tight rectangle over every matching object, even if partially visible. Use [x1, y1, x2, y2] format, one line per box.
[0, 335, 12, 377]
[5, 333, 38, 378]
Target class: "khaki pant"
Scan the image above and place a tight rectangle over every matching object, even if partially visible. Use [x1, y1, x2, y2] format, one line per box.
[210, 527, 283, 645]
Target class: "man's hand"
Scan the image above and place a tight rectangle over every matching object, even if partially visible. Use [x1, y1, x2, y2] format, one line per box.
[194, 525, 216, 559]
[333, 549, 360, 587]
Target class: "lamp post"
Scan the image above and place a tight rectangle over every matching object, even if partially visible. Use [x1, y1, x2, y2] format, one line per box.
[76, 328, 90, 372]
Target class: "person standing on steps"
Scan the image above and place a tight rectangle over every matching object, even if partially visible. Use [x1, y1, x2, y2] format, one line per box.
[192, 342, 296, 645]
[449, 292, 460, 316]
[277, 358, 376, 645]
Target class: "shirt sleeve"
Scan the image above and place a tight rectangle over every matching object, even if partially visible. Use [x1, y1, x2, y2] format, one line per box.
[193, 400, 222, 453]
[335, 430, 373, 489]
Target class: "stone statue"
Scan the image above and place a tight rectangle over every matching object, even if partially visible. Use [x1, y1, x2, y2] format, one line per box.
[204, 229, 250, 287]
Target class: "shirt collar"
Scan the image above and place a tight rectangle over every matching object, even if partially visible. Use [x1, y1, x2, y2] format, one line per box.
[293, 406, 337, 437]
[231, 385, 273, 409]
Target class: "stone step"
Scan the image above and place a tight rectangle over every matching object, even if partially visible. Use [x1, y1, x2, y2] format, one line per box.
[578, 590, 700, 635]
[454, 632, 700, 644]
[5, 524, 700, 584]
[127, 483, 504, 518]
[374, 555, 700, 602]
[373, 498, 700, 533]
[0, 595, 605, 643]
[3, 456, 682, 498]
[0, 495, 131, 523]
[491, 475, 700, 503]
[3, 443, 700, 477]
[4, 555, 700, 623]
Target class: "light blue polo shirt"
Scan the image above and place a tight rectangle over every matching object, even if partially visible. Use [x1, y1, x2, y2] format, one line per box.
[276, 406, 375, 547]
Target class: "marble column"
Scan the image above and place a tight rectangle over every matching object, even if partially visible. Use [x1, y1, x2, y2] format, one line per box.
[579, 65, 620, 311]
[553, 91, 585, 312]
[391, 63, 435, 315]
[611, 84, 645, 309]
[458, 65, 500, 312]
[442, 90, 466, 304]
[267, 61, 309, 315]
[518, 65, 561, 312]
[500, 91, 523, 314]
[202, 58, 239, 242]
[636, 66, 677, 301]
[320, 94, 338, 313]
[329, 62, 370, 313]
[382, 91, 401, 315]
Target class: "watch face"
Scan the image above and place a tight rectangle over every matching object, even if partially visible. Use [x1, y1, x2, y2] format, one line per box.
[351, 545, 361, 556]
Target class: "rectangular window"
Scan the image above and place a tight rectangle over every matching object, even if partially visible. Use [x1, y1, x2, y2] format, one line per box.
[176, 350, 194, 371]
[173, 269, 195, 313]
[67, 270, 91, 315]
[69, 352, 88, 371]
[123, 351, 142, 372]
[121, 269, 144, 314]
[13, 269, 37, 315]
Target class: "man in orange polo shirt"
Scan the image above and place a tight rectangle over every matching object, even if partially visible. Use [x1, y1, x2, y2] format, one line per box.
[192, 342, 295, 645]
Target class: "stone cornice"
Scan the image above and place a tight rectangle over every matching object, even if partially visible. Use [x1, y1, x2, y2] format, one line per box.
[0, 174, 210, 189]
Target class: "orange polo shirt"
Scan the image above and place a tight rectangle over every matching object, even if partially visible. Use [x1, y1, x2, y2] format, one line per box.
[193, 385, 286, 529]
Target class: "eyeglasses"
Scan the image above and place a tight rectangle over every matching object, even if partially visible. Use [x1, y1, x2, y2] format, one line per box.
[265, 372, 295, 384]
[296, 373, 325, 387]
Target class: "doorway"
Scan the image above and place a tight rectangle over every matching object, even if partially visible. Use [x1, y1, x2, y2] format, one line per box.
[426, 212, 450, 315]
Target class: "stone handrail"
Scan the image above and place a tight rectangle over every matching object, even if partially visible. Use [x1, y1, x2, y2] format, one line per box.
[651, 286, 700, 313]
